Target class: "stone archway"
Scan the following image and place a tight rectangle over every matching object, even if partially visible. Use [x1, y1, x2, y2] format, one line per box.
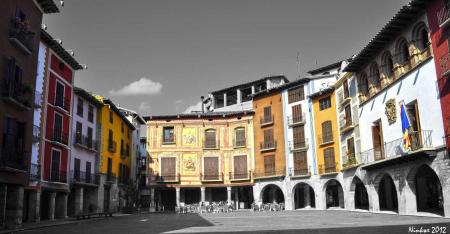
[324, 179, 344, 208]
[260, 184, 285, 204]
[377, 174, 398, 212]
[292, 182, 315, 209]
[411, 165, 444, 215]
[350, 176, 369, 210]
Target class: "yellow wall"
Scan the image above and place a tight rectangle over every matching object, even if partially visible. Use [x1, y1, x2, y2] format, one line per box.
[312, 91, 341, 174]
[146, 115, 254, 187]
[98, 104, 133, 176]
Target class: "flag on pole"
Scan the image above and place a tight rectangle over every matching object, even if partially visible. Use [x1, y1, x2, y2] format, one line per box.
[400, 102, 411, 151]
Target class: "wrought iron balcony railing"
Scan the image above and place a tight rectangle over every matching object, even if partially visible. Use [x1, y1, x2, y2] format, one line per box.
[437, 3, 450, 28]
[201, 172, 223, 181]
[108, 140, 117, 153]
[289, 166, 310, 177]
[70, 170, 97, 184]
[287, 113, 306, 126]
[73, 133, 97, 151]
[253, 168, 285, 178]
[229, 170, 251, 180]
[289, 139, 309, 151]
[156, 173, 179, 182]
[318, 162, 339, 175]
[203, 140, 219, 149]
[233, 139, 246, 148]
[342, 153, 359, 169]
[0, 147, 28, 171]
[260, 115, 274, 126]
[8, 18, 35, 54]
[53, 96, 71, 112]
[260, 141, 276, 151]
[318, 134, 334, 145]
[49, 169, 67, 183]
[50, 128, 69, 145]
[2, 77, 33, 110]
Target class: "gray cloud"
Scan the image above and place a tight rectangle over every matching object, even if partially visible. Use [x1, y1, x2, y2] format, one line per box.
[109, 78, 162, 96]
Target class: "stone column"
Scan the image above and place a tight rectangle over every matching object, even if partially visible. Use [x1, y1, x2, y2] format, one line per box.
[175, 188, 180, 207]
[48, 192, 56, 220]
[0, 184, 7, 228]
[304, 186, 311, 208]
[234, 188, 239, 210]
[27, 190, 40, 222]
[74, 187, 84, 216]
[369, 184, 380, 212]
[55, 193, 68, 219]
[399, 181, 416, 215]
[200, 187, 205, 203]
[5, 185, 23, 229]
[226, 187, 231, 204]
[149, 188, 155, 212]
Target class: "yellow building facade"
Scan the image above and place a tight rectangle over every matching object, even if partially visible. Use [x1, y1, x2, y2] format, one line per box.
[145, 111, 254, 211]
[311, 88, 341, 175]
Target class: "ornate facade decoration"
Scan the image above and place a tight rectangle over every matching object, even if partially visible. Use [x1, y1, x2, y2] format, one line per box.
[385, 98, 397, 124]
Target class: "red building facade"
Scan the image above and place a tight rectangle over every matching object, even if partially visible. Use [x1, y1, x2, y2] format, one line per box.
[427, 0, 450, 149]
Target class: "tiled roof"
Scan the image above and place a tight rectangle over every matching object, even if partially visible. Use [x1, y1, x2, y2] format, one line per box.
[102, 99, 136, 130]
[143, 110, 254, 121]
[40, 29, 83, 70]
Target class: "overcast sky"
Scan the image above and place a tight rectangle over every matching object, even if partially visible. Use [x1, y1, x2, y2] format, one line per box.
[43, 0, 409, 116]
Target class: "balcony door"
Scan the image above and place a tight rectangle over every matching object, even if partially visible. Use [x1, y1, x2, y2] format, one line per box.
[50, 150, 61, 181]
[203, 157, 219, 180]
[372, 120, 384, 160]
[161, 157, 176, 180]
[55, 81, 65, 107]
[293, 126, 305, 148]
[292, 104, 302, 123]
[86, 162, 92, 183]
[264, 155, 275, 176]
[293, 152, 307, 175]
[406, 101, 422, 149]
[74, 158, 80, 181]
[53, 113, 63, 142]
[233, 155, 248, 179]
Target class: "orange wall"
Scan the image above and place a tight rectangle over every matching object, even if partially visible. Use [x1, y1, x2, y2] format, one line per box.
[252, 92, 286, 175]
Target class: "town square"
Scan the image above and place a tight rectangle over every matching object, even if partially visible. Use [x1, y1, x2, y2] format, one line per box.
[1, 0, 450, 233]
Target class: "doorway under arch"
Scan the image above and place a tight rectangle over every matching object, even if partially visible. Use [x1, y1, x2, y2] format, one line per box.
[261, 184, 285, 204]
[378, 174, 398, 212]
[351, 177, 369, 210]
[415, 165, 444, 215]
[324, 179, 344, 208]
[293, 183, 315, 209]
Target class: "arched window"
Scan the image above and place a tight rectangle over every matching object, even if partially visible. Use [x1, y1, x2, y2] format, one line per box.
[412, 22, 429, 51]
[204, 129, 217, 148]
[381, 51, 394, 77]
[357, 72, 369, 97]
[369, 63, 381, 89]
[396, 38, 410, 65]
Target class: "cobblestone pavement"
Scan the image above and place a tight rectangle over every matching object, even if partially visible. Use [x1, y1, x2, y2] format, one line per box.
[15, 210, 450, 234]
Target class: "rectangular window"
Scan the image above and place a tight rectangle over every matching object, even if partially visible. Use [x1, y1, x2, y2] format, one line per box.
[293, 125, 305, 148]
[53, 113, 63, 142]
[293, 151, 308, 175]
[87, 127, 93, 148]
[214, 93, 224, 108]
[291, 104, 303, 123]
[344, 105, 352, 126]
[347, 137, 355, 157]
[77, 97, 83, 117]
[226, 90, 237, 106]
[264, 155, 275, 176]
[263, 128, 274, 149]
[262, 106, 272, 123]
[162, 126, 175, 144]
[86, 161, 92, 183]
[343, 80, 350, 98]
[323, 148, 335, 173]
[241, 87, 252, 102]
[204, 130, 217, 148]
[88, 105, 94, 123]
[160, 157, 176, 180]
[319, 96, 331, 110]
[288, 86, 305, 103]
[321, 121, 333, 144]
[233, 155, 248, 179]
[74, 158, 81, 181]
[2, 118, 26, 164]
[75, 121, 82, 144]
[109, 111, 113, 123]
[55, 81, 65, 108]
[51, 150, 61, 182]
[203, 157, 219, 180]
[234, 128, 246, 147]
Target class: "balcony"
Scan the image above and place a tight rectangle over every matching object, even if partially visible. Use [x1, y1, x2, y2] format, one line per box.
[70, 170, 97, 185]
[32, 125, 39, 142]
[156, 173, 179, 182]
[201, 172, 223, 182]
[229, 170, 251, 181]
[1, 79, 33, 111]
[287, 114, 306, 126]
[437, 3, 450, 28]
[260, 140, 276, 152]
[338, 92, 351, 108]
[29, 163, 39, 181]
[0, 148, 28, 171]
[439, 52, 450, 77]
[49, 169, 67, 183]
[318, 162, 339, 175]
[106, 172, 117, 183]
[108, 140, 117, 153]
[318, 134, 333, 146]
[50, 128, 69, 146]
[339, 116, 354, 134]
[360, 130, 434, 170]
[342, 153, 361, 170]
[73, 134, 97, 151]
[260, 115, 274, 127]
[289, 166, 310, 178]
[203, 140, 219, 149]
[253, 168, 285, 179]
[53, 96, 70, 112]
[8, 18, 35, 55]
[289, 140, 308, 152]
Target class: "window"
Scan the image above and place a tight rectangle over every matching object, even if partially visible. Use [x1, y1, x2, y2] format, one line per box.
[262, 128, 274, 149]
[262, 106, 272, 123]
[288, 86, 305, 103]
[233, 155, 248, 179]
[358, 73, 369, 97]
[160, 157, 176, 180]
[214, 93, 224, 108]
[264, 155, 275, 175]
[53, 113, 63, 142]
[74, 158, 81, 180]
[319, 96, 331, 110]
[204, 129, 217, 148]
[203, 157, 219, 180]
[55, 81, 65, 108]
[241, 87, 252, 102]
[293, 125, 305, 148]
[5, 58, 23, 96]
[370, 63, 381, 89]
[344, 105, 352, 127]
[87, 127, 93, 148]
[396, 38, 410, 65]
[75, 122, 82, 144]
[381, 51, 394, 77]
[293, 151, 308, 175]
[347, 138, 355, 158]
[323, 148, 335, 172]
[343, 80, 350, 99]
[413, 22, 429, 51]
[234, 128, 246, 147]
[88, 105, 94, 123]
[77, 97, 83, 117]
[109, 111, 113, 123]
[226, 90, 237, 106]
[321, 121, 333, 144]
[107, 158, 112, 175]
[86, 161, 92, 183]
[50, 150, 61, 182]
[162, 126, 175, 143]
[291, 104, 303, 123]
[2, 117, 26, 166]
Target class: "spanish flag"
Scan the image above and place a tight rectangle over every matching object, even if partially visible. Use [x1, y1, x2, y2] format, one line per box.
[400, 102, 411, 151]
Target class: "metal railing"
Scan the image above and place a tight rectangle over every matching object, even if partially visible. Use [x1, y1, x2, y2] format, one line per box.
[260, 141, 276, 151]
[342, 153, 359, 168]
[360, 130, 433, 164]
[289, 166, 310, 177]
[260, 115, 274, 125]
[201, 172, 223, 181]
[318, 134, 333, 145]
[49, 169, 67, 183]
[253, 168, 285, 178]
[8, 18, 35, 54]
[437, 3, 450, 27]
[289, 139, 308, 151]
[53, 96, 71, 112]
[51, 128, 69, 145]
[156, 173, 179, 182]
[318, 162, 339, 174]
[1, 77, 33, 109]
[229, 170, 251, 180]
[108, 140, 117, 153]
[287, 113, 306, 125]
[70, 170, 97, 184]
[0, 148, 28, 171]
[73, 133, 97, 150]
[339, 116, 353, 130]
[233, 139, 246, 148]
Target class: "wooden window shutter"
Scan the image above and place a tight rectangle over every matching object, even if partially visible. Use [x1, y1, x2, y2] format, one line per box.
[293, 151, 307, 173]
[204, 157, 219, 180]
[264, 155, 275, 175]
[321, 121, 333, 143]
[292, 104, 302, 122]
[293, 126, 305, 148]
[233, 155, 248, 179]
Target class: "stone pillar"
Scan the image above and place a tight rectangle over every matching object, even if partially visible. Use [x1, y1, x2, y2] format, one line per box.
[5, 185, 23, 229]
[48, 192, 56, 220]
[315, 188, 326, 210]
[304, 186, 311, 208]
[226, 187, 231, 204]
[369, 185, 380, 212]
[55, 193, 68, 219]
[27, 190, 40, 222]
[200, 187, 205, 203]
[149, 188, 155, 212]
[74, 187, 84, 216]
[399, 181, 416, 215]
[443, 180, 450, 218]
[0, 184, 7, 227]
[175, 188, 180, 207]
[234, 188, 239, 210]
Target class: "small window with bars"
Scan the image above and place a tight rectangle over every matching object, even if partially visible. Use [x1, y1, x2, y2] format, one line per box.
[162, 126, 175, 144]
[234, 128, 246, 147]
[319, 96, 331, 110]
[204, 129, 217, 148]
